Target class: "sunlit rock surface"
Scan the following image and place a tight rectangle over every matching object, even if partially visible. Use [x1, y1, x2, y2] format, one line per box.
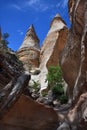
[60, 0, 87, 102]
[39, 14, 68, 90]
[58, 0, 87, 129]
[17, 25, 40, 71]
[0, 95, 58, 130]
[0, 43, 58, 130]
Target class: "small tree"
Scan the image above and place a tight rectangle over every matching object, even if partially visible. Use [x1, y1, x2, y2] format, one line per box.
[1, 33, 9, 46]
[47, 65, 68, 104]
[47, 65, 63, 89]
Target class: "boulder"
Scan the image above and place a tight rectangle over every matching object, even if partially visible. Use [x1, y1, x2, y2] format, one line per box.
[0, 43, 58, 130]
[0, 94, 58, 130]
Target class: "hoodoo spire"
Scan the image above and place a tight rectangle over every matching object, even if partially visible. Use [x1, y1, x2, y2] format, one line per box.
[19, 24, 40, 50]
[17, 25, 40, 71]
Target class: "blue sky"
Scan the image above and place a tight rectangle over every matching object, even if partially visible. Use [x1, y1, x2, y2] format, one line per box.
[0, 0, 70, 51]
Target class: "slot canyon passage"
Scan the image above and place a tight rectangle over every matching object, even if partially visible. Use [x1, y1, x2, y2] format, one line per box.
[0, 0, 87, 130]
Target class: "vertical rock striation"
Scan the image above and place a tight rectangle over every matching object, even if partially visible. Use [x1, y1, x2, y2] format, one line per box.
[17, 25, 40, 71]
[58, 0, 87, 129]
[60, 0, 87, 102]
[39, 14, 68, 90]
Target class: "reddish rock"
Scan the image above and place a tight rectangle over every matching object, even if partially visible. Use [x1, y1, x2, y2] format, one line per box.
[0, 94, 58, 130]
[39, 14, 68, 90]
[60, 0, 87, 102]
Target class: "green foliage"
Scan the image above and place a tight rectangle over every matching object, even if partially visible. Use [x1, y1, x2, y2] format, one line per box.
[1, 33, 9, 46]
[41, 91, 48, 97]
[47, 65, 68, 104]
[52, 84, 64, 96]
[47, 65, 63, 89]
[32, 80, 40, 92]
[3, 33, 9, 39]
[59, 95, 68, 104]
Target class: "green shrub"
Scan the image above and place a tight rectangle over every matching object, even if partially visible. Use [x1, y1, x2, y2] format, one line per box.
[41, 91, 48, 97]
[32, 80, 40, 92]
[59, 95, 68, 104]
[47, 65, 68, 104]
[47, 65, 63, 89]
[52, 84, 64, 96]
[1, 33, 9, 46]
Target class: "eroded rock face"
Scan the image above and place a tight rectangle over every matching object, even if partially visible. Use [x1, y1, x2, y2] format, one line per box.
[57, 0, 87, 129]
[0, 44, 24, 88]
[39, 14, 68, 90]
[60, 0, 87, 102]
[17, 25, 40, 71]
[0, 43, 58, 130]
[0, 94, 58, 130]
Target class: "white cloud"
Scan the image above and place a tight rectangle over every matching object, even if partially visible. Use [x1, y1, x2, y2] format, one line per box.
[17, 30, 24, 35]
[11, 4, 22, 11]
[63, 0, 68, 8]
[20, 32, 24, 35]
[27, 0, 40, 6]
[10, 0, 68, 12]
[24, 0, 49, 12]
[56, 0, 68, 9]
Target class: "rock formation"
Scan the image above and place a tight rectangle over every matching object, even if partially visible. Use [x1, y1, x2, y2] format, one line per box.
[60, 0, 87, 103]
[0, 43, 58, 130]
[1, 0, 87, 129]
[17, 25, 40, 71]
[57, 0, 87, 129]
[18, 14, 68, 91]
[0, 95, 58, 130]
[0, 44, 24, 88]
[39, 14, 68, 90]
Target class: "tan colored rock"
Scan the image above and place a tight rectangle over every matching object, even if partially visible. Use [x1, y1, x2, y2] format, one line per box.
[39, 14, 68, 90]
[56, 1, 87, 130]
[60, 0, 87, 102]
[0, 94, 58, 130]
[17, 25, 40, 71]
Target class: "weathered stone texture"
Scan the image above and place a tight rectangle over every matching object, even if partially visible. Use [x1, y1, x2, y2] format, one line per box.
[17, 25, 40, 71]
[60, 0, 87, 102]
[58, 0, 87, 129]
[39, 14, 68, 90]
[0, 44, 24, 88]
[0, 95, 58, 130]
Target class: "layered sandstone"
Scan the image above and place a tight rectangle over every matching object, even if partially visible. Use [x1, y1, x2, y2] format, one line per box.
[58, 0, 87, 129]
[39, 14, 68, 90]
[60, 0, 87, 102]
[17, 25, 40, 71]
